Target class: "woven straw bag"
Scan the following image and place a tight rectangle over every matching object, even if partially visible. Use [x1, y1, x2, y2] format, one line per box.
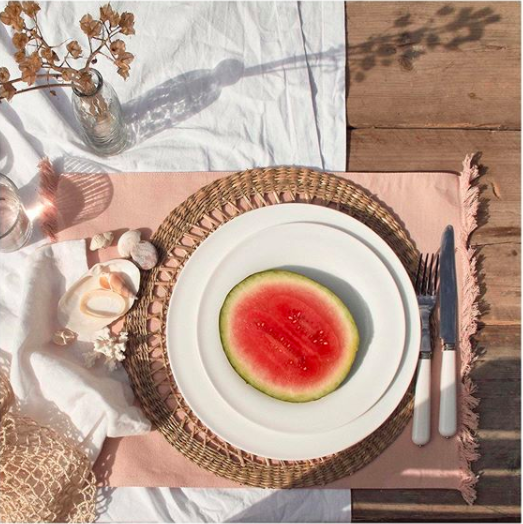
[0, 373, 96, 523]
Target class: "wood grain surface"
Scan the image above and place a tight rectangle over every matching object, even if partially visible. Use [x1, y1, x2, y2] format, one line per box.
[346, 2, 521, 521]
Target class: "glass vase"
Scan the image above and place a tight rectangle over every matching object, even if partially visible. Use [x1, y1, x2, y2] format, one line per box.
[72, 69, 128, 156]
[0, 173, 32, 252]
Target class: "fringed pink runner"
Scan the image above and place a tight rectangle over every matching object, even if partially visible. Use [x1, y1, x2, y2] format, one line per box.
[38, 157, 482, 503]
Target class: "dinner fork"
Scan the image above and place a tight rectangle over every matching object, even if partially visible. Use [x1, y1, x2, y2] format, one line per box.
[412, 253, 439, 446]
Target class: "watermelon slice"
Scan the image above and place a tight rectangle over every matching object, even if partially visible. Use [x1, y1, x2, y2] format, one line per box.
[219, 270, 359, 402]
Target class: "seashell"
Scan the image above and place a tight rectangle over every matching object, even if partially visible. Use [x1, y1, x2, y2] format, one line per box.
[52, 328, 77, 346]
[117, 230, 141, 258]
[80, 289, 127, 319]
[99, 272, 136, 299]
[89, 231, 114, 251]
[130, 240, 158, 270]
[57, 259, 140, 336]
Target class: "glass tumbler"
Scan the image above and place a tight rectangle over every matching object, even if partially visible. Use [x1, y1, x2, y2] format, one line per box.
[0, 173, 32, 253]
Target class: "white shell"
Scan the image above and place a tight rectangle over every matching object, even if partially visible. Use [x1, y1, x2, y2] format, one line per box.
[57, 259, 140, 336]
[52, 328, 77, 346]
[131, 241, 158, 270]
[117, 230, 141, 258]
[89, 231, 114, 251]
[79, 289, 127, 318]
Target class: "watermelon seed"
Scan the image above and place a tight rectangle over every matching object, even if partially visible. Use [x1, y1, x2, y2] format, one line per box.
[303, 366, 307, 371]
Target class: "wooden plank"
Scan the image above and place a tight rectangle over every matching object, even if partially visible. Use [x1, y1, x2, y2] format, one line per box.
[478, 243, 521, 325]
[474, 325, 521, 381]
[346, 128, 521, 247]
[346, 2, 521, 129]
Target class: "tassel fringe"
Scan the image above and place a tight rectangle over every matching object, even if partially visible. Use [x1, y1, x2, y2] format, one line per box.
[457, 154, 483, 505]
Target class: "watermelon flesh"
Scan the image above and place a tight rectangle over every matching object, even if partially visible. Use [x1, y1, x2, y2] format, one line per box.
[219, 270, 359, 402]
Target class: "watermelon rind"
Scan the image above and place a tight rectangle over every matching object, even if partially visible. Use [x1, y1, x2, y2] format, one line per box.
[219, 270, 359, 403]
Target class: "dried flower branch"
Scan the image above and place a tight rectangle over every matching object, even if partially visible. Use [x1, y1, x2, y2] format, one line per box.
[0, 1, 136, 102]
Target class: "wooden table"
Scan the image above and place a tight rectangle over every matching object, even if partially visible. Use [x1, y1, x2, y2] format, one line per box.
[345, 3, 521, 521]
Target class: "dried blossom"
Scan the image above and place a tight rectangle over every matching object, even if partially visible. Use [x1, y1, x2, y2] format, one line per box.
[40, 45, 58, 63]
[14, 50, 25, 63]
[80, 13, 102, 38]
[0, 81, 16, 100]
[0, 67, 10, 83]
[66, 40, 82, 59]
[0, 2, 25, 31]
[19, 51, 41, 85]
[61, 67, 75, 82]
[119, 12, 135, 35]
[115, 51, 134, 79]
[12, 31, 28, 49]
[100, 3, 119, 28]
[21, 1, 39, 17]
[0, 1, 136, 102]
[74, 68, 96, 93]
[110, 39, 125, 56]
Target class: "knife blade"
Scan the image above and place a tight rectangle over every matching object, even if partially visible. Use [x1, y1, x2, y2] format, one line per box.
[438, 225, 458, 437]
[439, 225, 457, 347]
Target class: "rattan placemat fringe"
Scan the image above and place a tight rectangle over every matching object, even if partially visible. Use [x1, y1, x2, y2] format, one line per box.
[123, 167, 419, 488]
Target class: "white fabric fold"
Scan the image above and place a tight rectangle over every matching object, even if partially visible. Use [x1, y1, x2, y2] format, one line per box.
[6, 240, 150, 462]
[96, 488, 352, 523]
[0, 1, 348, 521]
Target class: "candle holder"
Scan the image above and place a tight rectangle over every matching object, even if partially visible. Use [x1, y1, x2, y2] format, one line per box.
[0, 173, 32, 253]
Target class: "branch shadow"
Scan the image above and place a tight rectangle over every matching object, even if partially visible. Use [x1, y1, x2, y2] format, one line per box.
[347, 4, 502, 84]
[0, 130, 14, 174]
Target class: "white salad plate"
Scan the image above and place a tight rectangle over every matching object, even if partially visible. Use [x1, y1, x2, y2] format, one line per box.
[197, 223, 406, 433]
[166, 204, 420, 460]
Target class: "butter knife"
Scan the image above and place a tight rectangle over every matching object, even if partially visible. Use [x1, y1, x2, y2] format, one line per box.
[439, 225, 458, 438]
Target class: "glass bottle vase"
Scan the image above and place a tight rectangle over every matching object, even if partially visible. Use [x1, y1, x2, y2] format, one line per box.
[72, 69, 128, 156]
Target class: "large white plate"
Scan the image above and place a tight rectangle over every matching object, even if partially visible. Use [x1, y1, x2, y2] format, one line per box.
[166, 204, 420, 460]
[197, 223, 406, 433]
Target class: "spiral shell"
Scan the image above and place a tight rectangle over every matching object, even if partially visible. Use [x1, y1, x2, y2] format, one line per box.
[99, 272, 136, 299]
[89, 231, 114, 251]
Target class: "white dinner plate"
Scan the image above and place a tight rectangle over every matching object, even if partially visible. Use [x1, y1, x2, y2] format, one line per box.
[196, 222, 406, 433]
[166, 204, 420, 460]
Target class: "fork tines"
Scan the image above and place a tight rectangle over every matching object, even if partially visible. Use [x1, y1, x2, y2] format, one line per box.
[415, 253, 440, 296]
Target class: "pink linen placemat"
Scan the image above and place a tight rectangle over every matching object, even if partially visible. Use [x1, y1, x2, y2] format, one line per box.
[42, 157, 481, 503]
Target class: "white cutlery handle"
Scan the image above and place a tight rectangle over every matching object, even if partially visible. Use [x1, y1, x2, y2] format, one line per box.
[412, 358, 431, 446]
[439, 349, 457, 437]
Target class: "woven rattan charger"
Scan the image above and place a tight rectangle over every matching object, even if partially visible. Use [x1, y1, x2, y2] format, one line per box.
[124, 167, 420, 488]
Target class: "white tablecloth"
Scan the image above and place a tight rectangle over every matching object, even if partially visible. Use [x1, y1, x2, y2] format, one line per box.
[0, 2, 350, 521]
